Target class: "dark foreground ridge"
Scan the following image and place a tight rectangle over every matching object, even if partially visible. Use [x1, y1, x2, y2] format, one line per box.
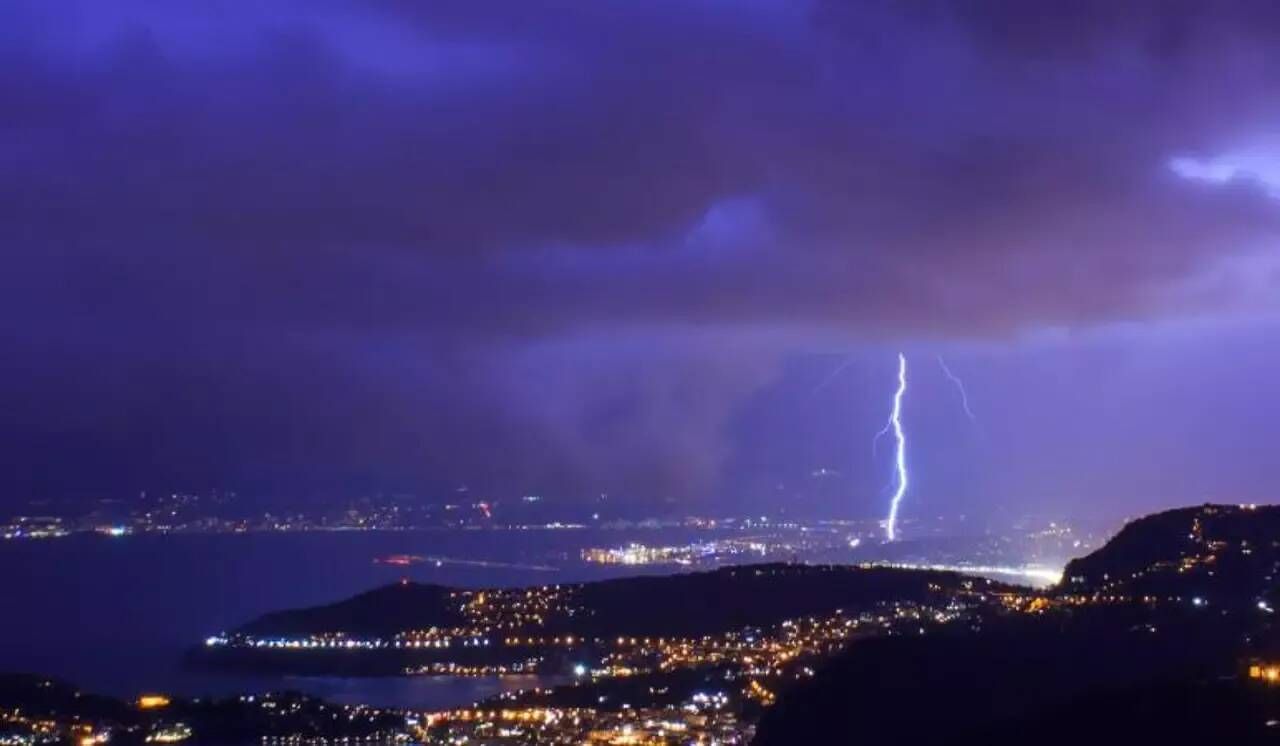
[756, 504, 1280, 745]
[1062, 503, 1280, 603]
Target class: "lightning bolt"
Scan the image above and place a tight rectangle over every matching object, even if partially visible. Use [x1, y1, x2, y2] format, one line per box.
[871, 419, 892, 456]
[936, 356, 976, 421]
[811, 357, 855, 395]
[882, 353, 908, 542]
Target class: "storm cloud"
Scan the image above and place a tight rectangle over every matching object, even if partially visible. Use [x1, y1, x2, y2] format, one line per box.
[4, 1, 1280, 508]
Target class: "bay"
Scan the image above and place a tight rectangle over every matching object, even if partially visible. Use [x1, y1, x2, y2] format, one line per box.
[0, 528, 722, 709]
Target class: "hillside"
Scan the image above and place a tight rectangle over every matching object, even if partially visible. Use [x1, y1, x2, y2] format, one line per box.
[1060, 503, 1280, 607]
[756, 503, 1280, 745]
[195, 563, 1016, 675]
[222, 563, 1012, 640]
[0, 674, 405, 744]
[753, 609, 1275, 745]
[239, 582, 462, 637]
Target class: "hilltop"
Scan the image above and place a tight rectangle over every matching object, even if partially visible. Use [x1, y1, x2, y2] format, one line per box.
[194, 563, 1017, 676]
[218, 563, 1017, 641]
[1060, 503, 1280, 607]
[755, 503, 1280, 745]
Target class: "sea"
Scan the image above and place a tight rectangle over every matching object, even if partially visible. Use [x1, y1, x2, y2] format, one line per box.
[0, 527, 730, 710]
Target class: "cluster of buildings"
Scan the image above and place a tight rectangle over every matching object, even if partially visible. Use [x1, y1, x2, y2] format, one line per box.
[0, 704, 188, 745]
[580, 539, 771, 567]
[0, 492, 523, 540]
[0, 706, 106, 745]
[0, 517, 70, 540]
[0, 687, 415, 746]
[598, 605, 939, 675]
[404, 590, 993, 744]
[412, 700, 751, 744]
[2, 690, 753, 745]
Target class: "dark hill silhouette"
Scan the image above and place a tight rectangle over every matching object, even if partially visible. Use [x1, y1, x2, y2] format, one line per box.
[756, 503, 1280, 745]
[1061, 503, 1280, 606]
[754, 609, 1275, 745]
[570, 564, 994, 637]
[240, 581, 462, 637]
[194, 563, 1017, 676]
[228, 563, 1012, 640]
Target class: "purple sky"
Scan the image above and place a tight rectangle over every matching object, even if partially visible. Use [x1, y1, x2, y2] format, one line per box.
[3, 1, 1280, 521]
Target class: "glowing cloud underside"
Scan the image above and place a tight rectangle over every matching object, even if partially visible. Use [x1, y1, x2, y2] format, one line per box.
[1168, 154, 1280, 198]
[883, 353, 908, 542]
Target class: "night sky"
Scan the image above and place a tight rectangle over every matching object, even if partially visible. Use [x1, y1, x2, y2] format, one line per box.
[4, 1, 1280, 521]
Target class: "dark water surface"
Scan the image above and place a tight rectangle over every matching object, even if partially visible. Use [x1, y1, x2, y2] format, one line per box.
[0, 528, 719, 708]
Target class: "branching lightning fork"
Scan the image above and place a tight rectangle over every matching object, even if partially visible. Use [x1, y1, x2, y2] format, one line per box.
[937, 356, 976, 422]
